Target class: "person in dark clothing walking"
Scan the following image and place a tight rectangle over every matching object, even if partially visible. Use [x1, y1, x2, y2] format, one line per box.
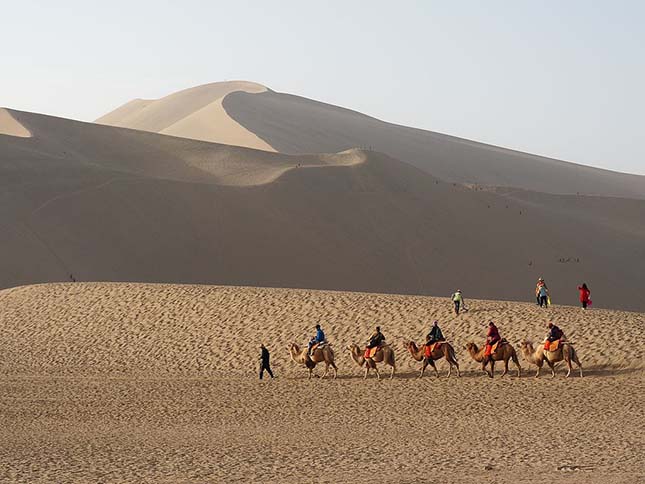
[259, 343, 274, 379]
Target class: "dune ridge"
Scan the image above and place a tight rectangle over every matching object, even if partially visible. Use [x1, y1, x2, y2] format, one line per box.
[222, 89, 645, 199]
[0, 108, 31, 137]
[96, 81, 275, 150]
[96, 81, 645, 198]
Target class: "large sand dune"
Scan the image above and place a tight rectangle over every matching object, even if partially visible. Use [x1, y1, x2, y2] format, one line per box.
[0, 282, 642, 483]
[96, 81, 275, 150]
[1, 109, 645, 311]
[98, 81, 645, 199]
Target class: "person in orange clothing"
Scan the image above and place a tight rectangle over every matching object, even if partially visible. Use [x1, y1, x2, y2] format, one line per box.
[483, 321, 501, 365]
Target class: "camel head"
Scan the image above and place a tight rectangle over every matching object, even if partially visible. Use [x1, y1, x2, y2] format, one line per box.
[519, 339, 534, 353]
[289, 343, 302, 361]
[465, 342, 478, 354]
[346, 343, 365, 366]
[403, 340, 420, 352]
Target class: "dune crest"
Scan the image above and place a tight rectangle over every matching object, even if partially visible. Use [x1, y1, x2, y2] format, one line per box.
[0, 108, 31, 137]
[96, 80, 275, 151]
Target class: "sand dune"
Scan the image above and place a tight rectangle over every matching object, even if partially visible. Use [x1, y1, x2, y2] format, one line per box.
[1, 109, 644, 311]
[0, 108, 31, 137]
[0, 282, 642, 483]
[96, 81, 275, 150]
[97, 81, 645, 198]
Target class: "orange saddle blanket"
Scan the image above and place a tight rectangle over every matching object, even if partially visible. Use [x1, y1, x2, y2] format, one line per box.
[424, 342, 442, 358]
[364, 346, 382, 358]
[544, 340, 561, 352]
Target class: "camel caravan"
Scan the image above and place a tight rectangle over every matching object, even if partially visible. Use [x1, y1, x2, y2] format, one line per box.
[287, 320, 582, 380]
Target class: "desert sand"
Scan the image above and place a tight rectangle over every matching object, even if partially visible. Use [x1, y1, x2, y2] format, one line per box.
[96, 81, 274, 150]
[0, 282, 642, 483]
[1, 109, 644, 311]
[98, 81, 645, 199]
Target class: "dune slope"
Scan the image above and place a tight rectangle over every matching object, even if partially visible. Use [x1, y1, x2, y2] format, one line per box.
[1, 109, 645, 311]
[223, 89, 645, 199]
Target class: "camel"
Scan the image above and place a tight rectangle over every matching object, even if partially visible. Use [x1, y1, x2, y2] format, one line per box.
[403, 340, 460, 378]
[465, 341, 521, 378]
[289, 343, 338, 380]
[519, 339, 583, 378]
[347, 343, 396, 380]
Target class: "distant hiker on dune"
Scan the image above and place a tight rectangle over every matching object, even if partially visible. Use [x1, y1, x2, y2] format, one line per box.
[536, 278, 549, 307]
[259, 344, 274, 379]
[578, 283, 591, 309]
[452, 289, 466, 315]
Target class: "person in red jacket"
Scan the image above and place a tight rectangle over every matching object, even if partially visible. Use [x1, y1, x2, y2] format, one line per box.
[578, 283, 591, 309]
[483, 321, 501, 365]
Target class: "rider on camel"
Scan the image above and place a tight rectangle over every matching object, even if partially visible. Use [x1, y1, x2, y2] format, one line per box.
[483, 321, 501, 365]
[307, 324, 326, 356]
[365, 326, 385, 358]
[544, 322, 564, 351]
[426, 320, 445, 345]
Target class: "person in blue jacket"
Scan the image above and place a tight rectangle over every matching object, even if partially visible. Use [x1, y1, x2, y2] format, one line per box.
[308, 324, 326, 356]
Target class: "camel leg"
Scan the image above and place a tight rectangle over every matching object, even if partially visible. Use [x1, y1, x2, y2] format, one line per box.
[321, 364, 329, 379]
[501, 358, 509, 377]
[572, 351, 583, 377]
[575, 357, 583, 378]
[375, 366, 381, 381]
[308, 368, 313, 380]
[489, 360, 495, 379]
[432, 360, 439, 378]
[546, 360, 556, 378]
[446, 361, 452, 378]
[565, 358, 573, 378]
[364, 365, 369, 380]
[419, 360, 427, 378]
[535, 365, 541, 378]
[481, 358, 489, 376]
[389, 365, 395, 380]
[331, 362, 338, 380]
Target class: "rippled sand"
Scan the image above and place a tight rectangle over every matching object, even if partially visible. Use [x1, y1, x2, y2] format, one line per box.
[0, 283, 642, 483]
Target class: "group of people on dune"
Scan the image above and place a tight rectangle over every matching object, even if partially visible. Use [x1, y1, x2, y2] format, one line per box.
[451, 279, 592, 315]
[533, 278, 592, 309]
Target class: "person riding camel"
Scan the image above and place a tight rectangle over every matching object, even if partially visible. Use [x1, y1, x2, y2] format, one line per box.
[364, 326, 385, 359]
[483, 321, 502, 364]
[426, 320, 445, 345]
[544, 322, 564, 351]
[307, 324, 326, 356]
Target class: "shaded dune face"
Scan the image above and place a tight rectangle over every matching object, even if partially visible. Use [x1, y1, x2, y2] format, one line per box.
[0, 109, 644, 311]
[222, 90, 645, 199]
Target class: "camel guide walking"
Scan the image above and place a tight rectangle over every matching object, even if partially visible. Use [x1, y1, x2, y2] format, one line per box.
[259, 343, 274, 379]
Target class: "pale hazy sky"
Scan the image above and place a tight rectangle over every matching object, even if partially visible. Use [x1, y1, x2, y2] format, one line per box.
[2, 1, 644, 175]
